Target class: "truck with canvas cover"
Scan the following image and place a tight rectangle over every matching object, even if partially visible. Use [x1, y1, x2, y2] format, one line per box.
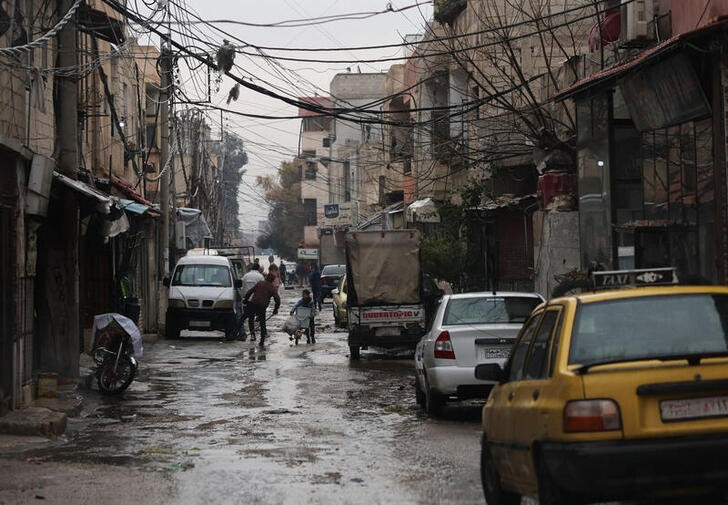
[319, 232, 346, 267]
[345, 229, 426, 359]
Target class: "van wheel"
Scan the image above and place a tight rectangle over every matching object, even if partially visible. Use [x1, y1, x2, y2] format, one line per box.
[165, 319, 179, 339]
[481, 437, 520, 505]
[224, 320, 237, 341]
[349, 346, 360, 360]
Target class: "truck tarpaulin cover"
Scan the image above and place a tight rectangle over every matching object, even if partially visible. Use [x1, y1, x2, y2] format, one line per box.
[346, 229, 421, 305]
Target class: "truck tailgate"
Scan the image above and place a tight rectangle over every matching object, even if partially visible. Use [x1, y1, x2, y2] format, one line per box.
[351, 305, 425, 325]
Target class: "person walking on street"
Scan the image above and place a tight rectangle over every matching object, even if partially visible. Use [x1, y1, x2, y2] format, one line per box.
[243, 274, 280, 346]
[290, 289, 316, 344]
[279, 263, 287, 285]
[296, 262, 306, 287]
[242, 263, 264, 294]
[236, 264, 265, 340]
[308, 263, 323, 311]
[268, 263, 282, 291]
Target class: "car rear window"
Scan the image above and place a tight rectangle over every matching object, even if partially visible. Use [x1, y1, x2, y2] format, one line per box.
[443, 296, 541, 325]
[569, 294, 728, 365]
[322, 265, 346, 275]
[172, 264, 232, 287]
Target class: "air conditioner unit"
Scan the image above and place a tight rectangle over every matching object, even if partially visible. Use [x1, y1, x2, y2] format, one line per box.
[622, 0, 654, 43]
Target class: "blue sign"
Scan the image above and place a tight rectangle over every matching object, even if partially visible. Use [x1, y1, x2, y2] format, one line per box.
[324, 204, 339, 218]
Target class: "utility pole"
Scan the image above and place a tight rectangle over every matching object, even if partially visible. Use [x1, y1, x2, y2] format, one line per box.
[159, 42, 171, 278]
[49, 0, 79, 378]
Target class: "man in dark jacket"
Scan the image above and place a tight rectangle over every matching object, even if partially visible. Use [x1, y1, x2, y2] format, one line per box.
[308, 264, 322, 311]
[243, 274, 281, 347]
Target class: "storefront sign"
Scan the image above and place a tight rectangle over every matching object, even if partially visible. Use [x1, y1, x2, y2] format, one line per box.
[324, 204, 339, 218]
[619, 53, 711, 131]
[297, 247, 319, 260]
[321, 203, 354, 226]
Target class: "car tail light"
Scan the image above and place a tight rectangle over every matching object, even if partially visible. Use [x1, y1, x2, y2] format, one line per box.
[434, 331, 455, 359]
[564, 399, 621, 432]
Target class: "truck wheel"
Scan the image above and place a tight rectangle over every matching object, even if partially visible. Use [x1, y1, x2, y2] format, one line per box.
[349, 346, 360, 360]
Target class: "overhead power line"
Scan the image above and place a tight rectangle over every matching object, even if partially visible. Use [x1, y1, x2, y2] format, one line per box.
[165, 2, 429, 28]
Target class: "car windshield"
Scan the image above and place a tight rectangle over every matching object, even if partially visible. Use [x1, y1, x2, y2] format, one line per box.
[569, 294, 728, 365]
[172, 264, 231, 287]
[443, 296, 541, 325]
[322, 265, 346, 275]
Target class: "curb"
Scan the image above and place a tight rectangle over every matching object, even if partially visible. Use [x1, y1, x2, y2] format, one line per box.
[0, 407, 67, 438]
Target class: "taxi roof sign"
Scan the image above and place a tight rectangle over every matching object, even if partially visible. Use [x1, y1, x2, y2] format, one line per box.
[592, 267, 679, 289]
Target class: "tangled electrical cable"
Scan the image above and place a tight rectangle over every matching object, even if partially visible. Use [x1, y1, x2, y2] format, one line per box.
[0, 0, 82, 58]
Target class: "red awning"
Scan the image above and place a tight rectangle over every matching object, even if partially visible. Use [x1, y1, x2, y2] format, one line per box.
[111, 175, 158, 213]
[555, 15, 728, 102]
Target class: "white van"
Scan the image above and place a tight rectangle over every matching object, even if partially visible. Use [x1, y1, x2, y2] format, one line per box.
[163, 254, 242, 339]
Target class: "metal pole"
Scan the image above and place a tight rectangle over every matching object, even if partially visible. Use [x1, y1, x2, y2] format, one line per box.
[160, 41, 171, 277]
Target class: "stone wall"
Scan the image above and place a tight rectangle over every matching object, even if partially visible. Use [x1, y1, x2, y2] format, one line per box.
[532, 210, 580, 298]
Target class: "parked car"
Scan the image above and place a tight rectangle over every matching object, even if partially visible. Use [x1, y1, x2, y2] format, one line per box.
[414, 291, 544, 416]
[478, 268, 728, 505]
[320, 264, 346, 299]
[331, 274, 348, 328]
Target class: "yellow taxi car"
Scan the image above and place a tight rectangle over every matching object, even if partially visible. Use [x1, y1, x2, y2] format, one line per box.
[331, 274, 347, 328]
[477, 268, 728, 505]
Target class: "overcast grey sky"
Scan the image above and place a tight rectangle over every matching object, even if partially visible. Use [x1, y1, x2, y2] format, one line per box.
[173, 0, 434, 233]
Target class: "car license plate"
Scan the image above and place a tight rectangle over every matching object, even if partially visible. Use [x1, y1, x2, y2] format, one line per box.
[375, 327, 401, 337]
[478, 346, 510, 361]
[660, 395, 728, 421]
[189, 320, 211, 328]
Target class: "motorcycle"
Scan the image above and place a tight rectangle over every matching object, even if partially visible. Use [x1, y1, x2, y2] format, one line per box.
[91, 313, 142, 395]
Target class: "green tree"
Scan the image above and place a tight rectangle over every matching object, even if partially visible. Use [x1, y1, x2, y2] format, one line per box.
[215, 132, 248, 244]
[256, 160, 303, 259]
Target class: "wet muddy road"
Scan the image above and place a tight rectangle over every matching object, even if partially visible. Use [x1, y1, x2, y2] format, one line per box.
[0, 289, 485, 505]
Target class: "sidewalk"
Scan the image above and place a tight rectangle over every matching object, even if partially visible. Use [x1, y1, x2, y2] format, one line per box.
[0, 332, 158, 440]
[0, 387, 81, 438]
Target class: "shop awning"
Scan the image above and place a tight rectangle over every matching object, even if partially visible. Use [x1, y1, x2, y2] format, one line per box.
[554, 16, 728, 102]
[116, 198, 160, 217]
[111, 175, 156, 206]
[53, 171, 112, 214]
[356, 201, 404, 230]
[470, 194, 536, 213]
[406, 197, 440, 223]
[177, 207, 213, 246]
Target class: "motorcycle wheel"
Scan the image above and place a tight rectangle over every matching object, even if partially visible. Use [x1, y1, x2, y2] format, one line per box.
[97, 356, 136, 395]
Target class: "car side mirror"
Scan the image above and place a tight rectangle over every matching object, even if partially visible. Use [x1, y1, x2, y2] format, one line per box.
[162, 277, 170, 287]
[331, 288, 339, 295]
[234, 279, 243, 289]
[475, 363, 504, 383]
